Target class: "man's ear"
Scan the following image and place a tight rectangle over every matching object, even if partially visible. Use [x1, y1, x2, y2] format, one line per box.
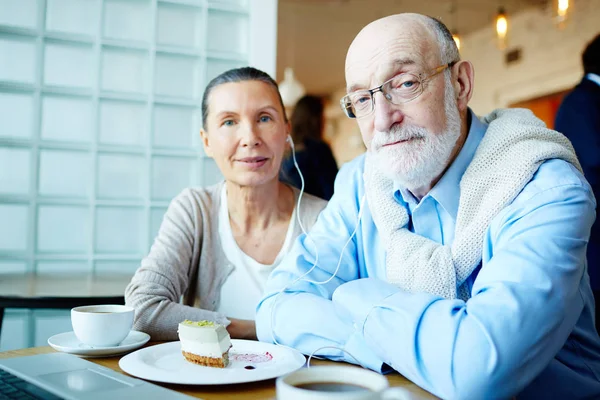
[200, 129, 213, 158]
[452, 60, 475, 112]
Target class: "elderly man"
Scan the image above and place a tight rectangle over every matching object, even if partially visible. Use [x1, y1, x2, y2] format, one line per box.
[256, 13, 600, 399]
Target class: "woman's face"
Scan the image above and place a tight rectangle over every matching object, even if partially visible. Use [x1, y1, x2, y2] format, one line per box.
[201, 80, 290, 187]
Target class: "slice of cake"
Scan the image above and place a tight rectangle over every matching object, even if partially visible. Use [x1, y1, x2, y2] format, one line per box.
[178, 320, 232, 368]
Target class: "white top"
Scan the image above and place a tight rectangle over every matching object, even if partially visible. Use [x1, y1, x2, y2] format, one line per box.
[216, 185, 297, 320]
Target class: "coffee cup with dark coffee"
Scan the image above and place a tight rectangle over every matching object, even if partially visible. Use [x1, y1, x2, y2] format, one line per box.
[276, 365, 413, 400]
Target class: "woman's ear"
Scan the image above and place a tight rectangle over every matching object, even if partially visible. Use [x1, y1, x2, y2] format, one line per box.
[453, 60, 475, 113]
[200, 129, 213, 158]
[285, 120, 292, 143]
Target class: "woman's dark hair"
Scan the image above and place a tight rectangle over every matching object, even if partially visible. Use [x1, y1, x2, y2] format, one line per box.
[582, 34, 600, 75]
[201, 66, 287, 129]
[290, 95, 324, 144]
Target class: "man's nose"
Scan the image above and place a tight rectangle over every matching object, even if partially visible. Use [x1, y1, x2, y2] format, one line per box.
[373, 92, 404, 133]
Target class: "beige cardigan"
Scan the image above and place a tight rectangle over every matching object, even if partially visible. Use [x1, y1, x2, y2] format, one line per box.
[124, 181, 327, 340]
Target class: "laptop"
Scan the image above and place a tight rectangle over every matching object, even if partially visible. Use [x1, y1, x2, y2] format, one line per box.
[0, 352, 195, 400]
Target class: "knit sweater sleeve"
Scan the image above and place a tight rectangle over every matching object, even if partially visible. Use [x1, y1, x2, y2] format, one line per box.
[124, 188, 229, 341]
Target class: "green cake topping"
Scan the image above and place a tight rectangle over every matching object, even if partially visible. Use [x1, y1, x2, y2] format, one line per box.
[181, 319, 215, 327]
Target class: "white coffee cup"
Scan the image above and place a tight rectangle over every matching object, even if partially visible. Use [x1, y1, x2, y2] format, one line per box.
[71, 304, 134, 347]
[276, 366, 415, 400]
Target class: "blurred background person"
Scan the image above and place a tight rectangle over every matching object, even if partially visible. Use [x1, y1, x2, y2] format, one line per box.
[555, 33, 600, 332]
[281, 95, 339, 200]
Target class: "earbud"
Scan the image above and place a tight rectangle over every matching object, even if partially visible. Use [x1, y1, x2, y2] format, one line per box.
[287, 135, 295, 151]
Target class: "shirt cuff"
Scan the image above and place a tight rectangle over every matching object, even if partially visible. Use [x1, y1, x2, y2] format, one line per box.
[343, 330, 385, 372]
[332, 277, 401, 332]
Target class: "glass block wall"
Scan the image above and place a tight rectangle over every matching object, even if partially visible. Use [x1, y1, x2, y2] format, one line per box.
[0, 0, 276, 350]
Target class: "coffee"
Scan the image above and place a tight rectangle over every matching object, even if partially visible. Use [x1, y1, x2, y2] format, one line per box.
[294, 382, 371, 393]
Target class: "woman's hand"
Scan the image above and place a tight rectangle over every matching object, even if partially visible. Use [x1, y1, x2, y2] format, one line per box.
[227, 318, 257, 340]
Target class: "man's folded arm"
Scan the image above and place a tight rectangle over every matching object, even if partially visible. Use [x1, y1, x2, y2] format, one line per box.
[334, 183, 595, 399]
[256, 161, 384, 371]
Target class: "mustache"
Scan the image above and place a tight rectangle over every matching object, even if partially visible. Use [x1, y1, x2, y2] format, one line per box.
[371, 124, 427, 150]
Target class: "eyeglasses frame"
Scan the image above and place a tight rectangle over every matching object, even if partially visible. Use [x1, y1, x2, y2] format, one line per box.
[340, 61, 458, 119]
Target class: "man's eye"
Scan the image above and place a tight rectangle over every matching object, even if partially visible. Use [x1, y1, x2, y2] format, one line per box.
[259, 115, 272, 123]
[222, 120, 235, 127]
[395, 78, 419, 90]
[352, 95, 371, 106]
[390, 74, 420, 92]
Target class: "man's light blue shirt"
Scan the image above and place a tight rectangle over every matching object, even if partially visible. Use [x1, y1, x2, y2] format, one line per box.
[256, 112, 600, 399]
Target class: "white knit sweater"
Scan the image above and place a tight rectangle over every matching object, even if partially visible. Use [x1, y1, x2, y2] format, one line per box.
[364, 108, 582, 301]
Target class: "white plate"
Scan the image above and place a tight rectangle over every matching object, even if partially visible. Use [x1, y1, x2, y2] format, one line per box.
[119, 340, 306, 385]
[47, 330, 150, 358]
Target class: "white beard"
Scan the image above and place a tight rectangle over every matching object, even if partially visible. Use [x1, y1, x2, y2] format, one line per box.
[369, 76, 462, 190]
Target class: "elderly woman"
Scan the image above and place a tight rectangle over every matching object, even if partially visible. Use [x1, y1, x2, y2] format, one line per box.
[125, 67, 327, 340]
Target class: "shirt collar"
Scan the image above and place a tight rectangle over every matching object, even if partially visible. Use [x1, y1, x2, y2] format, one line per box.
[394, 109, 488, 220]
[586, 73, 600, 87]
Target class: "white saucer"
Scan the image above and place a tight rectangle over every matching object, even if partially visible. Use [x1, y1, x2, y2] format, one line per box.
[47, 330, 150, 358]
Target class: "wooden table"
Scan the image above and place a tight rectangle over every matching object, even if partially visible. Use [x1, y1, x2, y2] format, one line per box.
[0, 273, 130, 336]
[0, 344, 438, 399]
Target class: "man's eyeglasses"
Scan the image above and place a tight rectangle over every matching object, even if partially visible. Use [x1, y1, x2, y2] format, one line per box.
[340, 62, 457, 119]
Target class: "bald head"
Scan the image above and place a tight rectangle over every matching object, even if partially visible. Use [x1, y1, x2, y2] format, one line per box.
[345, 13, 459, 93]
[347, 14, 436, 71]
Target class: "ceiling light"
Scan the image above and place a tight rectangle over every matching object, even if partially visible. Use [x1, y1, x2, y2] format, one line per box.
[450, 0, 461, 51]
[279, 67, 305, 108]
[496, 7, 508, 49]
[556, 0, 569, 29]
[453, 31, 461, 50]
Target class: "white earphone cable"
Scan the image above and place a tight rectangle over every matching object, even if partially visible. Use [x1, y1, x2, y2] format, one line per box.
[268, 135, 365, 367]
